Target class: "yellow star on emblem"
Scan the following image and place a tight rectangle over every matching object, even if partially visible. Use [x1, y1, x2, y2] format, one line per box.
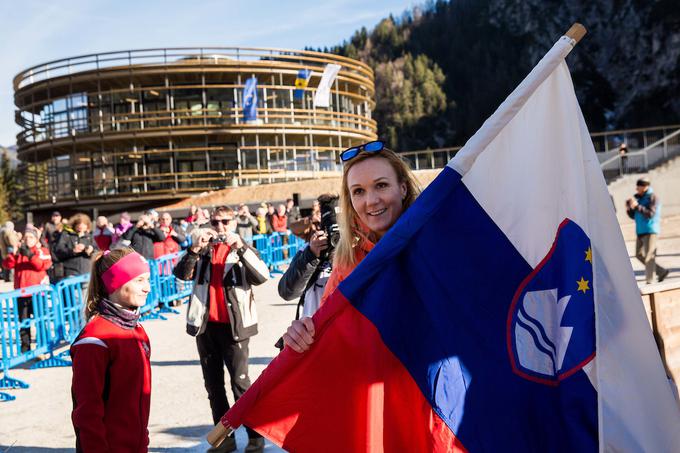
[576, 277, 590, 294]
[585, 247, 592, 263]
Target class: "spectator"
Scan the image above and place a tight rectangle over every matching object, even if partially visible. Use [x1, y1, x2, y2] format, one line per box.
[2, 225, 51, 352]
[271, 204, 288, 233]
[43, 211, 65, 283]
[93, 216, 115, 252]
[619, 143, 629, 173]
[278, 194, 337, 325]
[113, 212, 133, 245]
[185, 205, 199, 223]
[55, 213, 98, 279]
[626, 177, 670, 283]
[285, 197, 301, 228]
[0, 221, 20, 281]
[174, 206, 269, 453]
[271, 204, 289, 258]
[70, 248, 152, 452]
[266, 203, 275, 229]
[254, 206, 272, 235]
[121, 214, 165, 260]
[236, 204, 257, 245]
[154, 212, 186, 258]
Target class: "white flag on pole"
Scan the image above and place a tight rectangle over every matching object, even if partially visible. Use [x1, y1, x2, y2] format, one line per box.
[313, 63, 341, 108]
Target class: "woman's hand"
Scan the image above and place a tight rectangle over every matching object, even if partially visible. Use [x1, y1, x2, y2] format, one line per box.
[282, 317, 315, 353]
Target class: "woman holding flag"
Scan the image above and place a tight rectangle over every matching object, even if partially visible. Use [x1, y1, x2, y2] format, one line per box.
[282, 140, 420, 353]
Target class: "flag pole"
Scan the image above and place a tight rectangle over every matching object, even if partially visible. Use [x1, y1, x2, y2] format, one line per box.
[207, 421, 233, 448]
[565, 23, 586, 43]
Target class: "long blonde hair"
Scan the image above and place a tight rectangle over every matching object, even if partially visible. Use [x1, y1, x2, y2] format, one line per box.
[85, 247, 136, 320]
[334, 148, 420, 269]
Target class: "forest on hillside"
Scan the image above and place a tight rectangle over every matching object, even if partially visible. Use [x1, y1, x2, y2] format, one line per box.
[314, 0, 680, 151]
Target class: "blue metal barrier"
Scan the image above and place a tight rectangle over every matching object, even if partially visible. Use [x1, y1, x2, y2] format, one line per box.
[155, 252, 193, 314]
[55, 274, 90, 345]
[0, 284, 68, 391]
[140, 261, 165, 321]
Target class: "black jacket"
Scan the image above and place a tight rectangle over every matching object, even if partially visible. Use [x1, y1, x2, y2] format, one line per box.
[278, 246, 323, 301]
[54, 228, 99, 277]
[122, 226, 165, 260]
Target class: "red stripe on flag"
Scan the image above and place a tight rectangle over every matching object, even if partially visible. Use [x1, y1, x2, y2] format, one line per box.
[223, 290, 466, 452]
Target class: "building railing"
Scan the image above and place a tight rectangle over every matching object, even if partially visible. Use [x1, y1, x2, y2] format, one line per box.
[16, 106, 378, 147]
[13, 47, 374, 91]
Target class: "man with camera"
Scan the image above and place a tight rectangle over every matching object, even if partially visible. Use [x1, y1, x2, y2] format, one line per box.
[278, 194, 338, 323]
[174, 206, 270, 453]
[121, 211, 166, 260]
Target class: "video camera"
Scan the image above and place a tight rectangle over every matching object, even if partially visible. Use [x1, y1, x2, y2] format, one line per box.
[318, 194, 340, 257]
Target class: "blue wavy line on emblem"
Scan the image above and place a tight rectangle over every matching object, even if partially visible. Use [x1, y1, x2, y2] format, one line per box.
[514, 313, 557, 376]
[517, 300, 558, 354]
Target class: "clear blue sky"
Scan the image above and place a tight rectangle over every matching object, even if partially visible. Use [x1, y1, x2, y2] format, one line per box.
[0, 0, 418, 146]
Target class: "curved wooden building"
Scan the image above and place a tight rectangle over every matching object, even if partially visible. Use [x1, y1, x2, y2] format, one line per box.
[14, 47, 376, 214]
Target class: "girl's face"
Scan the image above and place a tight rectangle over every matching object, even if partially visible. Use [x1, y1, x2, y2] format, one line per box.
[109, 273, 151, 309]
[346, 158, 407, 239]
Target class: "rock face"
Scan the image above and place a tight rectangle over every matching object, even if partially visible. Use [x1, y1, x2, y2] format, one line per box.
[333, 0, 680, 149]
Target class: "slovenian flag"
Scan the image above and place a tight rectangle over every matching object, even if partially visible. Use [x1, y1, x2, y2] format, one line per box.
[294, 69, 312, 101]
[221, 31, 680, 451]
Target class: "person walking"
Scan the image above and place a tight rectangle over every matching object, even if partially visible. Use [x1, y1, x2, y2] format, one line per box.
[70, 248, 152, 452]
[174, 206, 270, 453]
[626, 176, 670, 283]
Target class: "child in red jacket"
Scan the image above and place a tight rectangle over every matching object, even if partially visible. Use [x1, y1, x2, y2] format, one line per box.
[70, 248, 152, 453]
[2, 225, 51, 352]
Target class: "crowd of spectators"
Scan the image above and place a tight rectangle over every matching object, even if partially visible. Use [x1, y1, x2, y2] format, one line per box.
[0, 198, 306, 287]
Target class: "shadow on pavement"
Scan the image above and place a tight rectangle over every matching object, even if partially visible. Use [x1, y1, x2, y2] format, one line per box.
[0, 447, 71, 452]
[249, 356, 274, 365]
[159, 424, 213, 439]
[151, 359, 199, 367]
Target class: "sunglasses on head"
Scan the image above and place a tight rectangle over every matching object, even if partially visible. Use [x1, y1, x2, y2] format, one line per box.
[340, 140, 385, 162]
[211, 218, 233, 226]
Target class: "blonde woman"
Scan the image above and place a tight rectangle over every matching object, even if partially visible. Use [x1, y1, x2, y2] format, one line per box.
[283, 141, 420, 352]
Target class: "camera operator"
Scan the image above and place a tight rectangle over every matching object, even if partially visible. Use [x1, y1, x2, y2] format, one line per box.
[278, 194, 338, 323]
[173, 206, 269, 453]
[121, 212, 165, 260]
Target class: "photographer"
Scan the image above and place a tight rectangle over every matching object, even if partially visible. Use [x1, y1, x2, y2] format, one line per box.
[278, 194, 338, 320]
[173, 206, 269, 453]
[3, 226, 51, 352]
[54, 213, 98, 279]
[121, 212, 165, 260]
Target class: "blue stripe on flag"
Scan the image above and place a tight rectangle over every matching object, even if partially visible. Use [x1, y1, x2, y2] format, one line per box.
[338, 166, 597, 452]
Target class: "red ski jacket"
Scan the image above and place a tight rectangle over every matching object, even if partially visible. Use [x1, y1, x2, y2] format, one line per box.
[2, 245, 51, 289]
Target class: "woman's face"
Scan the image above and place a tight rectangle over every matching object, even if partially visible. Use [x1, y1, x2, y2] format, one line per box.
[110, 272, 151, 309]
[75, 222, 88, 234]
[24, 232, 38, 248]
[347, 158, 406, 239]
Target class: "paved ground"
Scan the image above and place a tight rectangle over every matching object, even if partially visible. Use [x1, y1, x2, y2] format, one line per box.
[1, 215, 680, 452]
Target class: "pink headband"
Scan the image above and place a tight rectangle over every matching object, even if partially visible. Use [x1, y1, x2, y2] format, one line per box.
[101, 252, 150, 294]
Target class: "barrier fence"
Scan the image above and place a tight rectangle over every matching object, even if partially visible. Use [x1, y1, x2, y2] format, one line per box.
[0, 231, 306, 401]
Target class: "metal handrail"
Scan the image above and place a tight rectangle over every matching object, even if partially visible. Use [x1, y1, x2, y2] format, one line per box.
[14, 47, 374, 91]
[599, 128, 680, 167]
